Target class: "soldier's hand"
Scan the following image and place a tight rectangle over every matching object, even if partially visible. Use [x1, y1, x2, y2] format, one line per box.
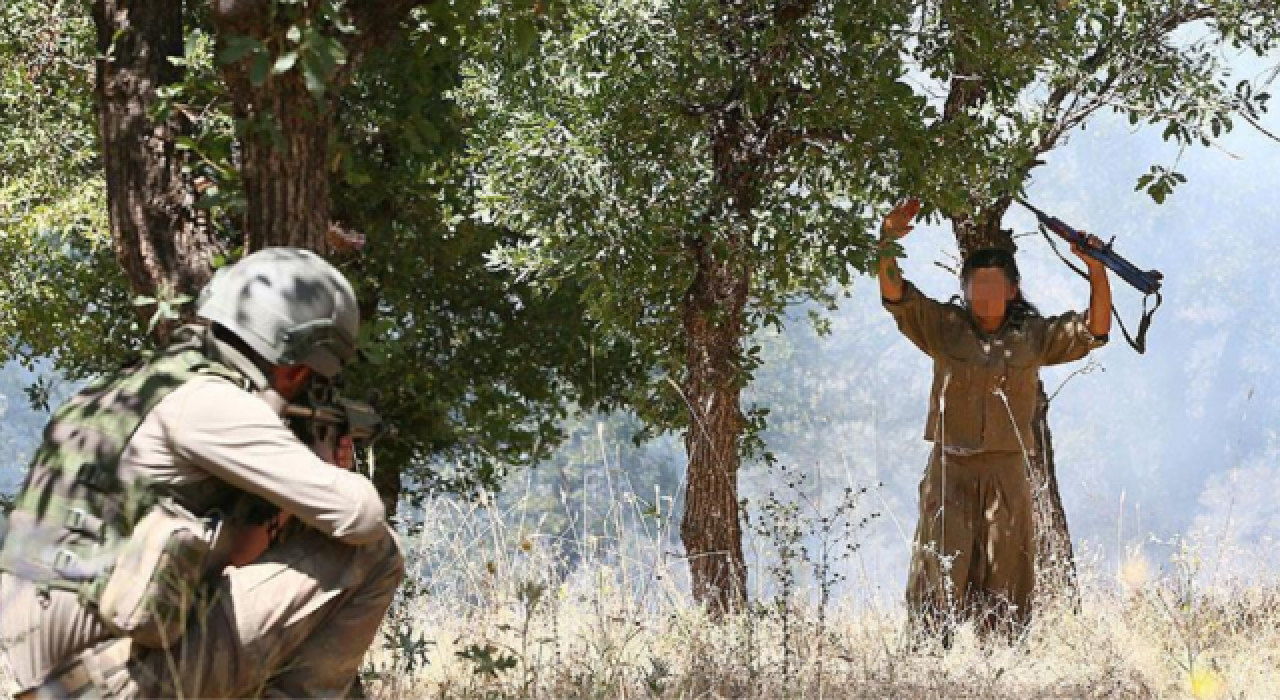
[881, 197, 921, 241]
[1071, 233, 1106, 269]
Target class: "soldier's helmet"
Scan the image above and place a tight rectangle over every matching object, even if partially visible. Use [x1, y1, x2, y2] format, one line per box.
[196, 248, 359, 380]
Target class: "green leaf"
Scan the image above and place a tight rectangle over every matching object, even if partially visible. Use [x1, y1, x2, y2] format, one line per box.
[273, 51, 299, 74]
[301, 53, 326, 97]
[249, 50, 271, 86]
[219, 35, 262, 65]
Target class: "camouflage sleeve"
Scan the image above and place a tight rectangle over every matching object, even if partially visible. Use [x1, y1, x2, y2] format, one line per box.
[1039, 310, 1109, 366]
[882, 280, 951, 358]
[165, 378, 387, 545]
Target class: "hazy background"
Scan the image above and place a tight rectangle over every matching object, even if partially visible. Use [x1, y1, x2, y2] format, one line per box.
[3, 56, 1278, 607]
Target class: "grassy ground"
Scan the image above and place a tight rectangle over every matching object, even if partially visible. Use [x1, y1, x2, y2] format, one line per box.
[3, 496, 1275, 699]
[358, 496, 1280, 700]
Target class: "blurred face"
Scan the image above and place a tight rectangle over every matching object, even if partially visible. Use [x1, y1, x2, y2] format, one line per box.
[964, 266, 1018, 324]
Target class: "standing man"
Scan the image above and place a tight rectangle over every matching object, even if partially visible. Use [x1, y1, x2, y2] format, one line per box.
[877, 199, 1110, 641]
[0, 248, 404, 698]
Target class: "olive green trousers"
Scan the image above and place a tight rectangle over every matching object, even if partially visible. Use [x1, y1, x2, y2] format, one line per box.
[905, 445, 1035, 639]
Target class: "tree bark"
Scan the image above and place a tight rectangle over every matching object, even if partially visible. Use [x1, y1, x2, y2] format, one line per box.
[1029, 382, 1079, 607]
[92, 0, 224, 330]
[680, 242, 750, 615]
[211, 3, 335, 253]
[227, 70, 334, 252]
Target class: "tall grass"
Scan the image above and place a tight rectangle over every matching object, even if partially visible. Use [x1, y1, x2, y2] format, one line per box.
[4, 469, 1275, 699]
[360, 478, 1280, 700]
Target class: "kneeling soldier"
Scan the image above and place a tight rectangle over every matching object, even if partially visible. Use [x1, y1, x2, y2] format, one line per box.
[0, 248, 404, 698]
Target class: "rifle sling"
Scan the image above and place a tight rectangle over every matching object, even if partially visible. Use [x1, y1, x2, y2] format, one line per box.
[1038, 225, 1161, 355]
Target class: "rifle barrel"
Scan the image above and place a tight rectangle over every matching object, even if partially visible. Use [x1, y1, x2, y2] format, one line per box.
[1013, 197, 1162, 295]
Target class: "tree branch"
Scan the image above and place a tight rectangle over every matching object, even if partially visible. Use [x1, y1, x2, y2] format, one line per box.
[347, 0, 436, 57]
[1241, 110, 1280, 144]
[774, 0, 819, 25]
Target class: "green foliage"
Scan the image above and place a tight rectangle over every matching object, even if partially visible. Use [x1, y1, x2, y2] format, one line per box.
[159, 25, 244, 232]
[457, 642, 520, 677]
[332, 6, 643, 495]
[0, 0, 641, 497]
[901, 0, 1280, 211]
[0, 1, 140, 375]
[465, 0, 1280, 451]
[465, 0, 928, 440]
[217, 0, 352, 97]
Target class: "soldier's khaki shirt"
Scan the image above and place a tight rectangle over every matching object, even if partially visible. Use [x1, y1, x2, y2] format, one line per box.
[0, 346, 387, 689]
[883, 280, 1108, 453]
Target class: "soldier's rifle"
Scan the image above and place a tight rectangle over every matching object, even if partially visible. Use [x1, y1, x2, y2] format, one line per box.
[284, 394, 389, 445]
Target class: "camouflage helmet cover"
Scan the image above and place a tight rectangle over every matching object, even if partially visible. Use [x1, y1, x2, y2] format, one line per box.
[196, 248, 359, 379]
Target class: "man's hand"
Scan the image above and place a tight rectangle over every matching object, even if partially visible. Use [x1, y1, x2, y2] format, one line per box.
[880, 197, 921, 241]
[226, 433, 352, 570]
[1071, 233, 1107, 270]
[877, 197, 920, 303]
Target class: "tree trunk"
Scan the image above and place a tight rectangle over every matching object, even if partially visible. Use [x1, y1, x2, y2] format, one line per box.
[211, 6, 335, 252]
[92, 0, 224, 330]
[236, 83, 333, 253]
[680, 244, 750, 615]
[1029, 382, 1080, 607]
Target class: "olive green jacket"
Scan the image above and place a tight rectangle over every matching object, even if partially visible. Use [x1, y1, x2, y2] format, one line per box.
[884, 280, 1107, 453]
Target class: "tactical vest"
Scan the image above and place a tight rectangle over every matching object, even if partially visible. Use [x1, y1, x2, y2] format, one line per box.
[0, 325, 250, 607]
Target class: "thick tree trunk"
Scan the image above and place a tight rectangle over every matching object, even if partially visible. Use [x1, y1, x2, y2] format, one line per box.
[92, 0, 223, 327]
[234, 78, 333, 253]
[680, 245, 750, 615]
[211, 6, 335, 252]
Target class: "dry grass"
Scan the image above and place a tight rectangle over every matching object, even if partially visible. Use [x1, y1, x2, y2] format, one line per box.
[4, 491, 1276, 700]
[359, 492, 1280, 700]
